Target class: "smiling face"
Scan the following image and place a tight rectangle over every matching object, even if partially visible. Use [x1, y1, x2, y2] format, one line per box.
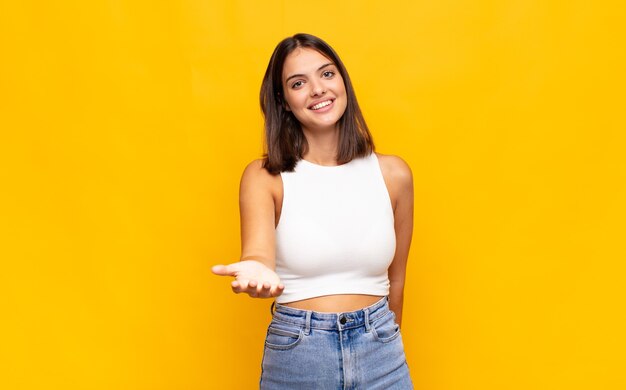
[281, 47, 348, 133]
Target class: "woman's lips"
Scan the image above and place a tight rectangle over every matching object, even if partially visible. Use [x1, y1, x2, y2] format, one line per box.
[308, 99, 335, 113]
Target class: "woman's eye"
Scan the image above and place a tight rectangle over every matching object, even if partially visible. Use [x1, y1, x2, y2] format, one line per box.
[291, 80, 303, 89]
[323, 71, 335, 78]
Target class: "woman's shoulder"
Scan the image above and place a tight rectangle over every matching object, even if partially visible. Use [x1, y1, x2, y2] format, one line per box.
[241, 158, 281, 192]
[242, 158, 266, 174]
[374, 152, 413, 185]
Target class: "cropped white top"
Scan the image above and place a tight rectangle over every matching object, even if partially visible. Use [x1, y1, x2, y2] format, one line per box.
[274, 152, 396, 303]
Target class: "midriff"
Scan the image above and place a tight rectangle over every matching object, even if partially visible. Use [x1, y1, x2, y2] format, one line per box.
[281, 294, 384, 313]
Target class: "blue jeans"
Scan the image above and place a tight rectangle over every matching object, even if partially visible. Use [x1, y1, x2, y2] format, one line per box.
[260, 296, 413, 389]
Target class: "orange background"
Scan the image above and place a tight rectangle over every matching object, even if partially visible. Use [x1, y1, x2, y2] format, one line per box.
[1, 1, 625, 389]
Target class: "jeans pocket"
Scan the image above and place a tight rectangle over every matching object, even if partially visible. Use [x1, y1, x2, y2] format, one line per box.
[264, 321, 304, 351]
[371, 311, 401, 343]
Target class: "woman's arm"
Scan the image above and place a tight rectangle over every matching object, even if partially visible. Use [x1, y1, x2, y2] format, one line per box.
[379, 154, 414, 327]
[211, 159, 284, 298]
[239, 159, 278, 267]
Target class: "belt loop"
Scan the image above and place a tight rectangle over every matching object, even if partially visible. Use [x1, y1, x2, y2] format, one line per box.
[304, 310, 312, 335]
[364, 307, 371, 332]
[270, 301, 276, 316]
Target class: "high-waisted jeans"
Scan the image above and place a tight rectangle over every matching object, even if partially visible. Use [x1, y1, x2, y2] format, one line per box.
[260, 296, 414, 389]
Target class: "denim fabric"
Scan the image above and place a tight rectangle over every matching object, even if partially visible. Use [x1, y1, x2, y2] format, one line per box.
[260, 296, 413, 389]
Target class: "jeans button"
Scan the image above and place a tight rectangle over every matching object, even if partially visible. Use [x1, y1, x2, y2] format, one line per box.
[339, 316, 347, 325]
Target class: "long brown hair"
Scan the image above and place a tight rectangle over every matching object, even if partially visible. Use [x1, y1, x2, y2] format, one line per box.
[260, 33, 375, 174]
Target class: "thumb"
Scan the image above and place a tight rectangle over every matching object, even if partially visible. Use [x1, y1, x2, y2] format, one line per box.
[211, 263, 239, 276]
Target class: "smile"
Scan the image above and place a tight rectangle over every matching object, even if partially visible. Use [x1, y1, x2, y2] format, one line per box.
[309, 99, 334, 111]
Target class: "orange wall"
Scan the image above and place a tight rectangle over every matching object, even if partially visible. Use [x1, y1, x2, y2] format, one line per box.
[1, 1, 624, 389]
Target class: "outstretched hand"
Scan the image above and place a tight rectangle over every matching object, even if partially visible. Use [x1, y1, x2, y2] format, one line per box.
[211, 260, 285, 298]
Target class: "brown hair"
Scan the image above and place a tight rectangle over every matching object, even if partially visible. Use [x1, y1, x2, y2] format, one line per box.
[260, 33, 375, 174]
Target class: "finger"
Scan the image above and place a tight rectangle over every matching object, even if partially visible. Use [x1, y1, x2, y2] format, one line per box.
[257, 282, 271, 297]
[238, 279, 258, 297]
[250, 281, 272, 298]
[247, 285, 259, 298]
[270, 284, 285, 297]
[259, 281, 271, 294]
[231, 279, 248, 294]
[264, 283, 282, 297]
[212, 263, 242, 277]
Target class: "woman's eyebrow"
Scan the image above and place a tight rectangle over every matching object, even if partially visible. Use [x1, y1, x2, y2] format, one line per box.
[285, 62, 335, 83]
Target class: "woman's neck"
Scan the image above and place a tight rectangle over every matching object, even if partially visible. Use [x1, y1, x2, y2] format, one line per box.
[301, 126, 340, 165]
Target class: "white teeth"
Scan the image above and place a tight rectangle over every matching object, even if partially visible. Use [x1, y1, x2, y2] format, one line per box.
[311, 100, 332, 110]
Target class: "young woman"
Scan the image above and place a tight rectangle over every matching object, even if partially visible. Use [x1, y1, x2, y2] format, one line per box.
[212, 33, 414, 389]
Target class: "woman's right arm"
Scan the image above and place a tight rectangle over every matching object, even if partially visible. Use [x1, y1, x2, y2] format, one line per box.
[211, 159, 284, 298]
[239, 159, 277, 269]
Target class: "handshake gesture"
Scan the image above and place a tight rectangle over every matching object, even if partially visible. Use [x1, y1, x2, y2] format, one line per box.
[211, 260, 285, 298]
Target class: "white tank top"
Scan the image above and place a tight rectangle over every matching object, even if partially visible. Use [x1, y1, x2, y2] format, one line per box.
[274, 152, 396, 303]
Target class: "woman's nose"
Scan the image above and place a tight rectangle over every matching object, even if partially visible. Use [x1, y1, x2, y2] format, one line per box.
[309, 80, 326, 96]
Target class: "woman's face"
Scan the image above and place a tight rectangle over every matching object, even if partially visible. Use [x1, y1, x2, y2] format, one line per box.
[281, 47, 347, 133]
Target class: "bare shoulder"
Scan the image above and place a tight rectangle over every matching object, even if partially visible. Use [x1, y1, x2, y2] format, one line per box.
[240, 158, 281, 194]
[242, 158, 275, 181]
[375, 152, 413, 188]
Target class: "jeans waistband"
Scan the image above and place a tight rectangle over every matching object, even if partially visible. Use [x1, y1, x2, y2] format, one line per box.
[269, 296, 390, 331]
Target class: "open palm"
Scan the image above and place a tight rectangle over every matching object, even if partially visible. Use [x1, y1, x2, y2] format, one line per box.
[211, 260, 284, 298]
